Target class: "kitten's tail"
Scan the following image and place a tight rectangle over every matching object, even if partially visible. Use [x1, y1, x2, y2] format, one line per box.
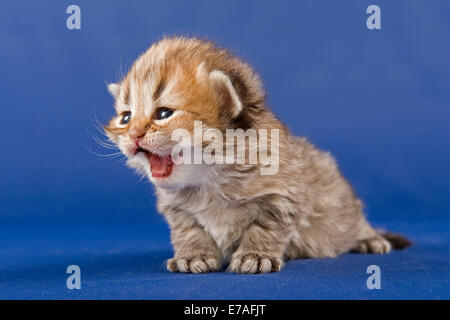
[379, 231, 412, 249]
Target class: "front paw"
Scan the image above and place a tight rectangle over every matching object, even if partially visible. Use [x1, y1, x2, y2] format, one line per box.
[167, 254, 221, 273]
[228, 252, 283, 274]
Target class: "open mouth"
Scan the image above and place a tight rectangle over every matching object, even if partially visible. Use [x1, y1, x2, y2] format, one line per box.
[135, 147, 174, 178]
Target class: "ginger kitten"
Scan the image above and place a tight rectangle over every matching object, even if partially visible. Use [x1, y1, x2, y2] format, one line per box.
[104, 37, 410, 274]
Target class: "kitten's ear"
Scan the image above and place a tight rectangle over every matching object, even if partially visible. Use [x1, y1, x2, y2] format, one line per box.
[209, 70, 243, 118]
[107, 83, 120, 99]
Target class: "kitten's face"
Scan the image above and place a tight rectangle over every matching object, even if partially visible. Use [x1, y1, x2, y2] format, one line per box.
[104, 40, 242, 190]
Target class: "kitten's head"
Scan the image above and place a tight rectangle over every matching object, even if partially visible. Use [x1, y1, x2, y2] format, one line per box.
[104, 37, 266, 190]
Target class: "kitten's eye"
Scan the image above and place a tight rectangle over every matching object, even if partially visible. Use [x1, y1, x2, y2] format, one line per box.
[154, 107, 174, 120]
[120, 111, 131, 125]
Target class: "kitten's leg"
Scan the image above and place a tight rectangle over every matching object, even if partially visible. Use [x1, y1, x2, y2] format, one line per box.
[352, 232, 411, 254]
[165, 213, 222, 273]
[352, 235, 392, 254]
[228, 222, 290, 274]
[351, 222, 394, 254]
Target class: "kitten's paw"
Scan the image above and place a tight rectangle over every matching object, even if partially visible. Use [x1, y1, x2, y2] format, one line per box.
[228, 252, 283, 274]
[353, 236, 392, 254]
[167, 255, 221, 273]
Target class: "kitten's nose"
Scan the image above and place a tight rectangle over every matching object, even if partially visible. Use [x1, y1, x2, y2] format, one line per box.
[130, 133, 145, 147]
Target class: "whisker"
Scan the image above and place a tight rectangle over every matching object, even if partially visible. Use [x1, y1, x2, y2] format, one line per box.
[84, 107, 128, 166]
[92, 134, 118, 150]
[91, 108, 111, 138]
[111, 156, 127, 167]
[83, 143, 122, 158]
[137, 174, 147, 182]
[85, 125, 119, 150]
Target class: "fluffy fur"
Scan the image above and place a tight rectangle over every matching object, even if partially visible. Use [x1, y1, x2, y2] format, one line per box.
[104, 36, 410, 273]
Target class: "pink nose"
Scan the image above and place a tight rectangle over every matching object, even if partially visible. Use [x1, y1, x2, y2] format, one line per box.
[130, 133, 145, 147]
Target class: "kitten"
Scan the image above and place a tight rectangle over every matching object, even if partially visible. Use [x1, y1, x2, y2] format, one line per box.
[104, 37, 410, 273]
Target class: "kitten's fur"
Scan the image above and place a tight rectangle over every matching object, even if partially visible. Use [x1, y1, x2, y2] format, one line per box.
[105, 37, 410, 273]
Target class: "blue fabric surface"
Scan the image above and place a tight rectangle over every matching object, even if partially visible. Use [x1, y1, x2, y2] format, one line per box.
[0, 220, 448, 299]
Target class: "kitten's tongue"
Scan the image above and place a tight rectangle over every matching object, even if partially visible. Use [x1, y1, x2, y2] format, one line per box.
[147, 153, 173, 178]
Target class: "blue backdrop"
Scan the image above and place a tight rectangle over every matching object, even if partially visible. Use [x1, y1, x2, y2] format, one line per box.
[0, 0, 449, 299]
